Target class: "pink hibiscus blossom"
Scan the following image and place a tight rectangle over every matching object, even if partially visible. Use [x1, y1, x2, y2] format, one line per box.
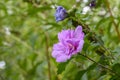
[52, 26, 84, 62]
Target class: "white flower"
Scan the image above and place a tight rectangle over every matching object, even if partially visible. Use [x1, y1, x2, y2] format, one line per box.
[4, 27, 11, 35]
[83, 0, 88, 3]
[0, 61, 6, 69]
[82, 6, 91, 14]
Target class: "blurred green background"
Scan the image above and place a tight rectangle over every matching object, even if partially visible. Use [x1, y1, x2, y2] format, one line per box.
[0, 0, 120, 80]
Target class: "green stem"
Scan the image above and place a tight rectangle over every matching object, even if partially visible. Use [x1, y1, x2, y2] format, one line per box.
[105, 0, 120, 41]
[79, 53, 120, 77]
[0, 75, 5, 80]
[44, 32, 51, 80]
[71, 18, 113, 58]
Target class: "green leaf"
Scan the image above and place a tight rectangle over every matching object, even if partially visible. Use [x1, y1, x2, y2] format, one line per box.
[110, 75, 119, 80]
[96, 0, 104, 8]
[86, 63, 97, 71]
[75, 70, 86, 80]
[75, 63, 97, 80]
[57, 61, 69, 74]
[110, 63, 120, 80]
[99, 55, 110, 65]
[112, 63, 120, 74]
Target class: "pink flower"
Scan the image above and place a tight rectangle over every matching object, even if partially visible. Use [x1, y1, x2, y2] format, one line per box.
[52, 26, 84, 62]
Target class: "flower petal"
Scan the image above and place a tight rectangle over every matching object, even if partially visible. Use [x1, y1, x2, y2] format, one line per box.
[52, 26, 85, 63]
[56, 54, 71, 62]
[77, 40, 84, 53]
[75, 26, 84, 39]
[52, 43, 65, 58]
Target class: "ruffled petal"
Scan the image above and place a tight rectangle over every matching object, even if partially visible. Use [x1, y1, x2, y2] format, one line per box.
[56, 54, 71, 62]
[52, 26, 85, 63]
[77, 40, 84, 53]
[75, 26, 84, 39]
[52, 43, 65, 58]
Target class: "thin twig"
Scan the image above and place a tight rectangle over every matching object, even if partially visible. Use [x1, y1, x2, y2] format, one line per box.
[11, 29, 51, 80]
[10, 34, 39, 54]
[38, 27, 51, 80]
[79, 53, 120, 77]
[105, 0, 120, 40]
[0, 74, 5, 80]
[94, 35, 115, 59]
[36, 27, 51, 80]
[44, 32, 51, 80]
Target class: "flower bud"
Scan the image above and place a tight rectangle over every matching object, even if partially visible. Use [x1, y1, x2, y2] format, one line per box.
[54, 6, 68, 22]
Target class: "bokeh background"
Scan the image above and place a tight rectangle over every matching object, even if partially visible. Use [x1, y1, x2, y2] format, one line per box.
[0, 0, 120, 80]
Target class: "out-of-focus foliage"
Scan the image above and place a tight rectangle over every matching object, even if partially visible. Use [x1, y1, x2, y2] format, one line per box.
[0, 0, 120, 80]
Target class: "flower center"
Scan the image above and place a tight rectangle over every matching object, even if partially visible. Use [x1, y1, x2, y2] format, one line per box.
[67, 43, 76, 55]
[68, 43, 74, 49]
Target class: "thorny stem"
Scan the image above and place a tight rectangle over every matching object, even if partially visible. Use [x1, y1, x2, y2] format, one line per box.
[79, 53, 120, 77]
[105, 0, 120, 40]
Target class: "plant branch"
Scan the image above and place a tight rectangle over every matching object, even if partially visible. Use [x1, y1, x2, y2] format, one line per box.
[79, 53, 120, 77]
[105, 0, 120, 40]
[44, 31, 51, 80]
[0, 75, 5, 80]
[71, 18, 113, 58]
[38, 27, 51, 80]
[11, 28, 52, 80]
